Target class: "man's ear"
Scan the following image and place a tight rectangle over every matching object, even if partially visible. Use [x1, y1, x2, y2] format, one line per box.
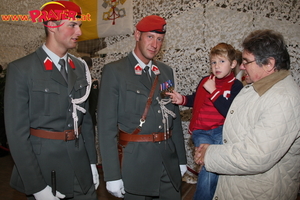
[134, 30, 141, 42]
[47, 21, 58, 33]
[264, 57, 276, 72]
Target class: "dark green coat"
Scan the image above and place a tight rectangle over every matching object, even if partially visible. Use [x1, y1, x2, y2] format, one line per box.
[98, 52, 187, 196]
[4, 47, 97, 197]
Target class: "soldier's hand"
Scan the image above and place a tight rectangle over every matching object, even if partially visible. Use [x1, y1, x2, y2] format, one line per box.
[33, 185, 65, 200]
[106, 179, 125, 198]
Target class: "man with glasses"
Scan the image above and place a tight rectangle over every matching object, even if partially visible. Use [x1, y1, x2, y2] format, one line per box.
[194, 29, 300, 200]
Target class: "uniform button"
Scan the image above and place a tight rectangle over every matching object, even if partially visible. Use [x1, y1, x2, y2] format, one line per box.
[69, 94, 72, 98]
[44, 88, 49, 92]
[214, 196, 218, 200]
[230, 110, 234, 114]
[245, 85, 250, 88]
[223, 139, 227, 143]
[136, 90, 140, 93]
[68, 108, 72, 112]
[80, 84, 83, 88]
[68, 124, 72, 127]
[158, 125, 162, 129]
[158, 110, 161, 113]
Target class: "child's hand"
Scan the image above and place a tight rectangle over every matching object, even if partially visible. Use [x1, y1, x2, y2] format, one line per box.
[203, 76, 216, 94]
[165, 90, 183, 104]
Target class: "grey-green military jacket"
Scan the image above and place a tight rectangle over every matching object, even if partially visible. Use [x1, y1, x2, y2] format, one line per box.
[98, 52, 187, 196]
[4, 47, 97, 197]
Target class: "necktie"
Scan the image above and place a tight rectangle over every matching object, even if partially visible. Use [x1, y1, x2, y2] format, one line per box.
[59, 59, 68, 82]
[144, 66, 152, 84]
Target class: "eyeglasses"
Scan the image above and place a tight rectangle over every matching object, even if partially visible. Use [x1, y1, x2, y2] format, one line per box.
[242, 60, 256, 66]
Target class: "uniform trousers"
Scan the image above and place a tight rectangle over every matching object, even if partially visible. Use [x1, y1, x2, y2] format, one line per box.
[26, 175, 97, 200]
[124, 164, 181, 200]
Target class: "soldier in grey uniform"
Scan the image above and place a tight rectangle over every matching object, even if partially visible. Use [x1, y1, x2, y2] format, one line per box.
[98, 15, 187, 200]
[4, 1, 99, 200]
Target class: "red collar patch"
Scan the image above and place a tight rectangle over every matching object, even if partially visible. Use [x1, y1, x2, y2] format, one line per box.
[151, 65, 160, 75]
[134, 64, 143, 75]
[44, 57, 53, 70]
[68, 57, 76, 69]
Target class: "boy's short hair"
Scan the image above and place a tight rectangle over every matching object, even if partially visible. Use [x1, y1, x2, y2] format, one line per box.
[210, 43, 236, 64]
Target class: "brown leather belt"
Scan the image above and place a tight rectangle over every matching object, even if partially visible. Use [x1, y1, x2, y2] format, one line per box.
[119, 129, 172, 144]
[30, 128, 81, 141]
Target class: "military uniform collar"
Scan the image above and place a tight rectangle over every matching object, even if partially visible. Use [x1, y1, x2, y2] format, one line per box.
[132, 50, 152, 70]
[42, 44, 68, 71]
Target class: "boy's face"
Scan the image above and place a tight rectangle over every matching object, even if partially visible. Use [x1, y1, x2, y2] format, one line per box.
[210, 55, 235, 79]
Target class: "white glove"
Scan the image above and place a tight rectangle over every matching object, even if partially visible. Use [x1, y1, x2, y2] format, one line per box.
[180, 165, 187, 177]
[91, 164, 100, 189]
[33, 185, 65, 200]
[106, 179, 125, 198]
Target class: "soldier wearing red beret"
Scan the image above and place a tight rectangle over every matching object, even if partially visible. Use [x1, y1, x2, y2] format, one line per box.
[98, 15, 187, 199]
[5, 1, 99, 200]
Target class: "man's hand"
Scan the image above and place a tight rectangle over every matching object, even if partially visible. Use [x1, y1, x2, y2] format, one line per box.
[91, 164, 100, 189]
[33, 185, 65, 200]
[203, 76, 216, 94]
[166, 90, 183, 104]
[194, 144, 210, 165]
[106, 179, 125, 198]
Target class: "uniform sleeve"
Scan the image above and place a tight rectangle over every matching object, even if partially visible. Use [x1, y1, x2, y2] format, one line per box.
[98, 65, 122, 181]
[4, 62, 47, 194]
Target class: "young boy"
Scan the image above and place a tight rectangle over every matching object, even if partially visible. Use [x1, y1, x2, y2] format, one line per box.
[167, 43, 243, 200]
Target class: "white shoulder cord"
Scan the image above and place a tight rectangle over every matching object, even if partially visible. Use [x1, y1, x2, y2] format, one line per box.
[70, 56, 92, 138]
[156, 97, 176, 135]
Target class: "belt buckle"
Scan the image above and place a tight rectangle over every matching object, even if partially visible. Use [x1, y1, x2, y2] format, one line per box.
[152, 133, 159, 142]
[64, 130, 72, 141]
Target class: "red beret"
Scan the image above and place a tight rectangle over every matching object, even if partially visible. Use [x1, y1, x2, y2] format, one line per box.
[136, 15, 166, 34]
[41, 1, 81, 21]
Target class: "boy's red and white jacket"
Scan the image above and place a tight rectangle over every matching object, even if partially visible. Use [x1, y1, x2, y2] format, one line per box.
[179, 72, 243, 133]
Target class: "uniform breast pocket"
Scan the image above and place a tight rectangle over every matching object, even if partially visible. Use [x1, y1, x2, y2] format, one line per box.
[32, 80, 60, 116]
[73, 79, 88, 98]
[125, 83, 148, 115]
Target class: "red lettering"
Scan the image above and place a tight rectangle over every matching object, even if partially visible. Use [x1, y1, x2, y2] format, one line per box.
[1, 15, 11, 21]
[68, 11, 77, 20]
[61, 10, 68, 20]
[54, 10, 63, 20]
[38, 11, 49, 22]
[28, 9, 90, 23]
[29, 10, 41, 23]
[86, 13, 91, 21]
[11, 15, 20, 21]
[18, 15, 29, 21]
[48, 10, 59, 21]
